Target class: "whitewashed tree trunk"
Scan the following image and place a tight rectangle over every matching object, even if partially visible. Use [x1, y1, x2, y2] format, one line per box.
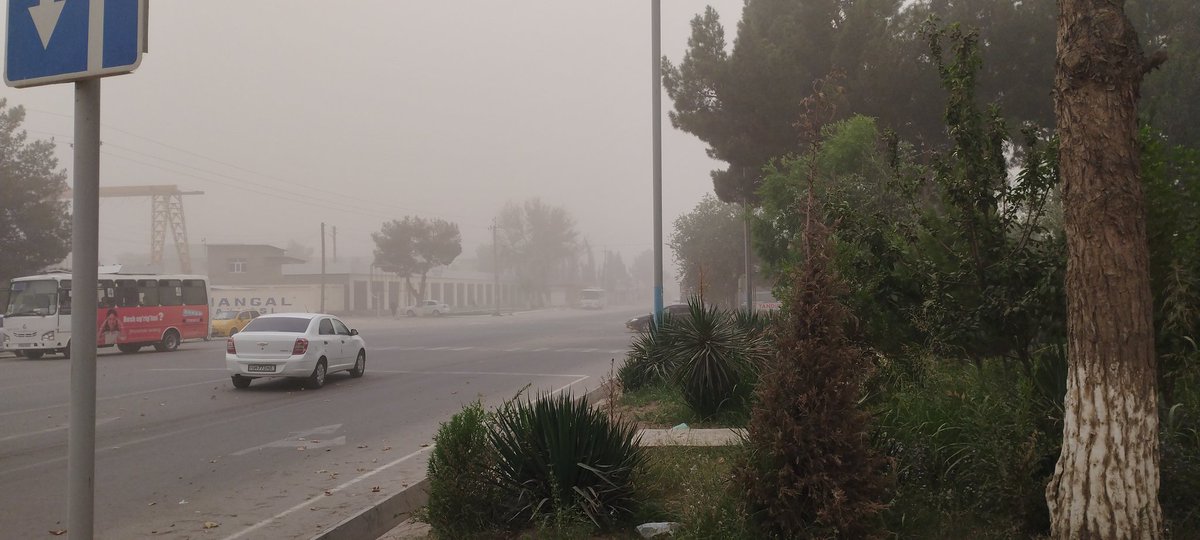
[1047, 0, 1163, 538]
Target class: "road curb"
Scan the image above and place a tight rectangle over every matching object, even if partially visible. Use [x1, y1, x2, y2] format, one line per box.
[310, 382, 609, 540]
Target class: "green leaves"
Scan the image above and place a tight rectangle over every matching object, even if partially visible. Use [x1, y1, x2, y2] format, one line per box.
[488, 392, 643, 529]
[661, 299, 768, 419]
[371, 216, 461, 278]
[0, 100, 70, 288]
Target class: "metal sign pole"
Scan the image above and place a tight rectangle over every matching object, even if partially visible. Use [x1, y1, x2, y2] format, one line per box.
[68, 77, 101, 540]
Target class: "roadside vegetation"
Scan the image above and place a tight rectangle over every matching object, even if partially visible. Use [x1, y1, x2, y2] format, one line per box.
[419, 6, 1200, 540]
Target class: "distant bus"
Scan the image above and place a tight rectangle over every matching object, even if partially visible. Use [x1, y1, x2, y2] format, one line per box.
[579, 288, 607, 309]
[3, 272, 210, 359]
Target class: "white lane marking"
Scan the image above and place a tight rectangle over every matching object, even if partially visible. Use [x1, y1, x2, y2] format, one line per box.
[0, 396, 309, 477]
[221, 446, 433, 540]
[0, 416, 119, 443]
[531, 348, 549, 352]
[231, 424, 345, 456]
[427, 346, 452, 351]
[449, 346, 474, 351]
[372, 370, 585, 378]
[0, 378, 228, 418]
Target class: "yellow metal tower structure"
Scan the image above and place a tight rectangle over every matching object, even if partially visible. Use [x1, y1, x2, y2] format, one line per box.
[63, 185, 203, 272]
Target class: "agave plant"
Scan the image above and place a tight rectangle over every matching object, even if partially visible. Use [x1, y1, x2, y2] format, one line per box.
[663, 298, 770, 418]
[488, 392, 643, 529]
[618, 316, 677, 391]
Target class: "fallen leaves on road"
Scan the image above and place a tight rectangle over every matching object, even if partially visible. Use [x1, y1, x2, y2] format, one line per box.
[203, 521, 220, 529]
[356, 444, 368, 449]
[178, 499, 188, 505]
[148, 502, 157, 506]
[49, 530, 66, 536]
[382, 446, 392, 451]
[371, 486, 381, 493]
[324, 491, 333, 496]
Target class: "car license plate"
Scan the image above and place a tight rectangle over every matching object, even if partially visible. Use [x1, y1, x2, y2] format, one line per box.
[247, 364, 276, 373]
[18, 343, 34, 348]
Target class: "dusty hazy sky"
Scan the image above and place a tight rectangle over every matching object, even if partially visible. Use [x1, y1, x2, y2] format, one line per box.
[1, 1, 744, 269]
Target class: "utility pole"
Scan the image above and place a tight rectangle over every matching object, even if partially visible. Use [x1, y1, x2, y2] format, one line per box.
[332, 225, 337, 263]
[492, 218, 501, 316]
[320, 222, 326, 313]
[744, 202, 753, 310]
[651, 0, 664, 322]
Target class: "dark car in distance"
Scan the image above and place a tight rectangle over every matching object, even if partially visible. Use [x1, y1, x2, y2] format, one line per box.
[625, 303, 691, 332]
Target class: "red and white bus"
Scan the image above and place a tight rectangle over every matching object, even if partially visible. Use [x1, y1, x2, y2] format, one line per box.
[3, 271, 210, 359]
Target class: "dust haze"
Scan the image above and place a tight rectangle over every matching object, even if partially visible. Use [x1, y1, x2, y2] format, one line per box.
[0, 0, 744, 299]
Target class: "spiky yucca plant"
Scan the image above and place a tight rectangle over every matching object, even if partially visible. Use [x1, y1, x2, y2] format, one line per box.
[619, 316, 675, 391]
[488, 392, 643, 529]
[661, 299, 769, 419]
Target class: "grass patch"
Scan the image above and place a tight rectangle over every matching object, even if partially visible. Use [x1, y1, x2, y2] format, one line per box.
[636, 446, 755, 540]
[615, 385, 749, 429]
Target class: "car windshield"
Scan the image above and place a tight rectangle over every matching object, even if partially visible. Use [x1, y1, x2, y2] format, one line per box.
[6, 280, 59, 317]
[213, 310, 238, 320]
[241, 316, 311, 333]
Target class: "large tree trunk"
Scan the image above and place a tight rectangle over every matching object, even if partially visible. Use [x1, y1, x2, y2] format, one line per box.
[1047, 1, 1162, 538]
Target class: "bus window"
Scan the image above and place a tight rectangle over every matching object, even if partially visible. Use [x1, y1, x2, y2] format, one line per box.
[138, 280, 159, 306]
[98, 280, 116, 308]
[159, 280, 183, 306]
[115, 280, 139, 307]
[182, 279, 207, 306]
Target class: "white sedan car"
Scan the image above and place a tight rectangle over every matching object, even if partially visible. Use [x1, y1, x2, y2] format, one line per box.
[405, 300, 449, 317]
[226, 313, 365, 389]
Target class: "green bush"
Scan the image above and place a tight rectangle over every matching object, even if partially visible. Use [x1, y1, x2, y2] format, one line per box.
[870, 356, 1061, 537]
[488, 392, 644, 529]
[425, 401, 502, 536]
[662, 299, 769, 419]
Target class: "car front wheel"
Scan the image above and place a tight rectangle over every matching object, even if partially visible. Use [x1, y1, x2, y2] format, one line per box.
[349, 351, 366, 378]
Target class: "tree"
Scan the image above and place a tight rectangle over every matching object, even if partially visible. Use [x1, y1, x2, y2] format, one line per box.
[0, 100, 70, 301]
[495, 199, 578, 307]
[371, 216, 462, 303]
[1130, 0, 1200, 147]
[1046, 0, 1165, 536]
[738, 79, 890, 538]
[670, 195, 744, 307]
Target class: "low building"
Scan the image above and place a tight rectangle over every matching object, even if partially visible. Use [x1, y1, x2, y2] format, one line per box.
[204, 244, 519, 315]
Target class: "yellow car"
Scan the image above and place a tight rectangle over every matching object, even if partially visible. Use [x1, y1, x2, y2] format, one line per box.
[211, 309, 261, 337]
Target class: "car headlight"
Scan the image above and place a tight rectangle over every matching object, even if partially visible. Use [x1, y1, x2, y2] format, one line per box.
[42, 331, 55, 341]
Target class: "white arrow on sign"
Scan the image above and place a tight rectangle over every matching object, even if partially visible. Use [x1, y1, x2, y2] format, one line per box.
[28, 0, 66, 49]
[231, 424, 346, 456]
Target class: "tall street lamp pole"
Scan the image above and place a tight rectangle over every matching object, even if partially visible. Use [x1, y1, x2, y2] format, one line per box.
[652, 0, 664, 322]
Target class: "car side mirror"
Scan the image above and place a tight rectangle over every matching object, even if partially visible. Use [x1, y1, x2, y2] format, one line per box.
[350, 329, 358, 336]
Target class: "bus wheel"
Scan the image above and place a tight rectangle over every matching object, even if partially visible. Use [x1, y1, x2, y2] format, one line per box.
[23, 350, 44, 360]
[155, 330, 181, 352]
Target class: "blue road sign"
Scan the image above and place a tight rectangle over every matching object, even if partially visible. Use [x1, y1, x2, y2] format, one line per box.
[5, 0, 145, 88]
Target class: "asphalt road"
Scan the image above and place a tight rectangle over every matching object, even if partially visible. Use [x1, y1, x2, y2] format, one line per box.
[0, 307, 641, 539]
